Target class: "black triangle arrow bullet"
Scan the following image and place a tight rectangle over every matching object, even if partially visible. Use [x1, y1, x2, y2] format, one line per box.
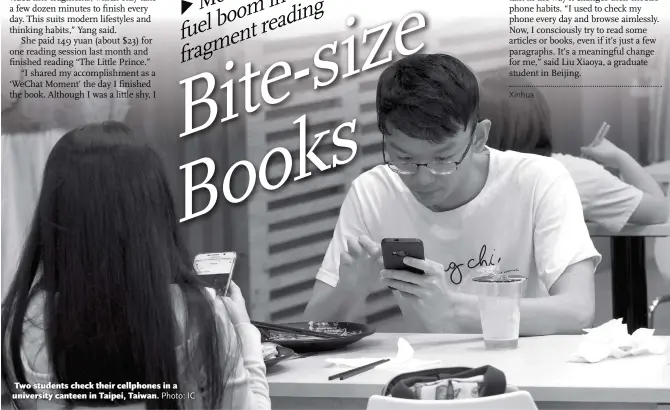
[181, 0, 192, 15]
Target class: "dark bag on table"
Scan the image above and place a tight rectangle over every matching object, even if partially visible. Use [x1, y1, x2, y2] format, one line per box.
[381, 365, 507, 400]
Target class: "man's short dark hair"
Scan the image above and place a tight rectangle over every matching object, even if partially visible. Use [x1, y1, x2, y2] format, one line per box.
[376, 53, 480, 143]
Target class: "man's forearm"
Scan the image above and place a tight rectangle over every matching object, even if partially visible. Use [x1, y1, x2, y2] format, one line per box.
[453, 293, 593, 336]
[519, 294, 593, 335]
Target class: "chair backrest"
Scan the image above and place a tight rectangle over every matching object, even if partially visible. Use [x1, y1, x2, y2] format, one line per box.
[366, 391, 538, 410]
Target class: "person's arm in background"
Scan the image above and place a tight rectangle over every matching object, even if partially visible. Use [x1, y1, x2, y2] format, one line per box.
[304, 182, 384, 322]
[581, 139, 669, 225]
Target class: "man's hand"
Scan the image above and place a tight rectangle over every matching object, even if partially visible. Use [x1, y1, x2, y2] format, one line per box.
[580, 138, 627, 169]
[380, 257, 465, 332]
[304, 235, 383, 322]
[337, 235, 383, 298]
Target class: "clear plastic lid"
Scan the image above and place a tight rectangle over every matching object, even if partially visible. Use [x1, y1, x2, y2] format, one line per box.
[472, 265, 526, 283]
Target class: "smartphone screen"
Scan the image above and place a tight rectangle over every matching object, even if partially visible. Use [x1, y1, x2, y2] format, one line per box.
[194, 252, 236, 296]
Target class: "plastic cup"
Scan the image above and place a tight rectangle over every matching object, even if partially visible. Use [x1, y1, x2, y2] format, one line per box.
[471, 267, 527, 350]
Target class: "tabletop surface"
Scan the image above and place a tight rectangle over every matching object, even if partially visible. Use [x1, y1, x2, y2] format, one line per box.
[587, 222, 670, 237]
[266, 333, 670, 403]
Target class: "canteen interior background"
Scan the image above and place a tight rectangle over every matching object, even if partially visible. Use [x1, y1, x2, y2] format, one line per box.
[2, 18, 670, 334]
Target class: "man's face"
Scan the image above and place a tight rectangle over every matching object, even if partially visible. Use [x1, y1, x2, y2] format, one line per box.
[384, 125, 478, 210]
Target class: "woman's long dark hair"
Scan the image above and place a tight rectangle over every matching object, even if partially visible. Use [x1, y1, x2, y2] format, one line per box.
[1, 121, 235, 409]
[479, 69, 554, 157]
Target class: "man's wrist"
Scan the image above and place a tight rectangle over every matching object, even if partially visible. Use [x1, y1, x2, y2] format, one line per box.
[333, 280, 368, 313]
[338, 283, 369, 308]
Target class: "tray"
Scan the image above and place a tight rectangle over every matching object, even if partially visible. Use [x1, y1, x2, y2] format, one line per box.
[260, 321, 375, 353]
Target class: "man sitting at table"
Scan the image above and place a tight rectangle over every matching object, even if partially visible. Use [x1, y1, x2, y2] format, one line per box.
[304, 53, 602, 335]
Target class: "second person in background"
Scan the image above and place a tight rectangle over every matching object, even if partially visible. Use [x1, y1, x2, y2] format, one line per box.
[479, 70, 669, 232]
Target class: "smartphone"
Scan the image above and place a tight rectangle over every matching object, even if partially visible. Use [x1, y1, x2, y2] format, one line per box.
[381, 238, 425, 275]
[194, 252, 237, 296]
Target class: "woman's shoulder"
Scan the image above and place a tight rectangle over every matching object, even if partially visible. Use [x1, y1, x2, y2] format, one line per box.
[24, 289, 47, 328]
[20, 290, 50, 376]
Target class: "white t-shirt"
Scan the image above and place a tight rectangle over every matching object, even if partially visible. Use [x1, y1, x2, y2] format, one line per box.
[316, 148, 601, 303]
[552, 153, 643, 232]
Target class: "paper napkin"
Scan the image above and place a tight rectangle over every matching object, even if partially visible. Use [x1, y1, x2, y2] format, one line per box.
[569, 318, 666, 363]
[325, 337, 441, 371]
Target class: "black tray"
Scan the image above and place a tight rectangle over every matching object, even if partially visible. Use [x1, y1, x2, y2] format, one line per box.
[264, 345, 294, 368]
[259, 322, 375, 353]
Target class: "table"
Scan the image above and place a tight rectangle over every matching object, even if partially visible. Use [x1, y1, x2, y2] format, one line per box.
[587, 223, 670, 333]
[267, 333, 670, 410]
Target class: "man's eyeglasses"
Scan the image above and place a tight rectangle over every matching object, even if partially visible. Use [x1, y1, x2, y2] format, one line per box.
[382, 134, 474, 176]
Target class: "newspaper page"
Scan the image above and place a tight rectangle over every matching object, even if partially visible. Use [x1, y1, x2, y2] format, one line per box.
[2, 0, 670, 407]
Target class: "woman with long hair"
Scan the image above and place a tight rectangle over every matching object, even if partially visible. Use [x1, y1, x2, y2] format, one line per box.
[480, 70, 668, 231]
[1, 35, 130, 298]
[1, 121, 270, 409]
